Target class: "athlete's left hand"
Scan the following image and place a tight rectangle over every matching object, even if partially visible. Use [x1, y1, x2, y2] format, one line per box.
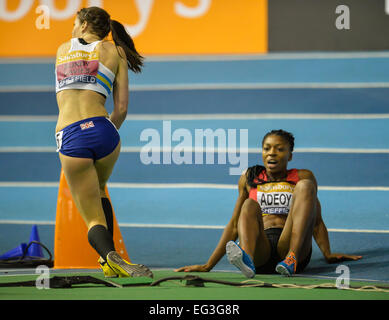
[324, 253, 362, 263]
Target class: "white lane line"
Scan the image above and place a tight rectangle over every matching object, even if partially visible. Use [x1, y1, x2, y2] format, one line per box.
[129, 82, 389, 91]
[124, 113, 389, 120]
[0, 147, 56, 152]
[0, 219, 388, 233]
[2, 82, 389, 92]
[2, 113, 389, 122]
[1, 181, 389, 191]
[142, 51, 389, 60]
[1, 146, 389, 154]
[2, 51, 389, 63]
[0, 115, 57, 121]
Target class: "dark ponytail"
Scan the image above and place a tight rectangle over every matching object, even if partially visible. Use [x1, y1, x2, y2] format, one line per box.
[110, 20, 144, 73]
[245, 165, 266, 188]
[77, 7, 144, 73]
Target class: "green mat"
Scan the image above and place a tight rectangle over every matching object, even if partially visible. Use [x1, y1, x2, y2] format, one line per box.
[0, 270, 388, 300]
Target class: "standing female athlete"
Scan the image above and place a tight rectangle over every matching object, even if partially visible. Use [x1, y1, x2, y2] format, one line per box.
[175, 129, 362, 277]
[55, 7, 152, 278]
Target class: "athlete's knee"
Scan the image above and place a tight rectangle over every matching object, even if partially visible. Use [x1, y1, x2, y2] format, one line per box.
[240, 198, 261, 219]
[294, 179, 316, 196]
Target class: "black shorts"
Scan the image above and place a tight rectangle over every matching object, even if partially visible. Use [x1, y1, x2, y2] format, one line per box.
[255, 228, 312, 274]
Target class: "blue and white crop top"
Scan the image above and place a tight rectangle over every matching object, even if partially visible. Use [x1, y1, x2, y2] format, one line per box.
[55, 38, 115, 98]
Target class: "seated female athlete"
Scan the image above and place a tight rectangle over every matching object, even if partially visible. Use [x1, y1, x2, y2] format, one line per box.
[175, 129, 362, 277]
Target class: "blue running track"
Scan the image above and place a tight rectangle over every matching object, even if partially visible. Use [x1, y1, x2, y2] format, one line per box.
[0, 53, 388, 281]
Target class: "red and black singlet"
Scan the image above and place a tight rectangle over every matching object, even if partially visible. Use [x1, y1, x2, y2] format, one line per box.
[249, 168, 300, 216]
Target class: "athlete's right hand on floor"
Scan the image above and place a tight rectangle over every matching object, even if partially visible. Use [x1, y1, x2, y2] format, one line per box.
[174, 264, 210, 272]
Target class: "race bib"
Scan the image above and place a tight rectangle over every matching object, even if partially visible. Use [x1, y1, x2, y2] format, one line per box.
[56, 50, 99, 89]
[256, 182, 295, 215]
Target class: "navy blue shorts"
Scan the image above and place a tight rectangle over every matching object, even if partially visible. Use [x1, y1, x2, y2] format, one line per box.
[55, 116, 120, 160]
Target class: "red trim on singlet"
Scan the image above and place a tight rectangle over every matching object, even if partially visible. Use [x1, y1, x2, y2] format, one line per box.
[248, 168, 300, 201]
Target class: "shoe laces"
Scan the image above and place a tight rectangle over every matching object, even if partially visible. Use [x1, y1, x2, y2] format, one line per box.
[284, 252, 297, 271]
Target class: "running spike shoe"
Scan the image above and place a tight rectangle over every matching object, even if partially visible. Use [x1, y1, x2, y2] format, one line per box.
[98, 257, 118, 278]
[275, 252, 297, 276]
[226, 241, 256, 278]
[106, 251, 153, 278]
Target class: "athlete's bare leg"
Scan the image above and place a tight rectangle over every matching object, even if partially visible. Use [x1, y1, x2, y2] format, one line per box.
[58, 142, 121, 230]
[95, 141, 121, 197]
[277, 179, 317, 263]
[238, 198, 272, 267]
[59, 154, 106, 230]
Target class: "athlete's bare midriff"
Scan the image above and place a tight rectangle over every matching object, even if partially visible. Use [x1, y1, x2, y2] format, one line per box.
[56, 89, 108, 132]
[263, 214, 287, 230]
